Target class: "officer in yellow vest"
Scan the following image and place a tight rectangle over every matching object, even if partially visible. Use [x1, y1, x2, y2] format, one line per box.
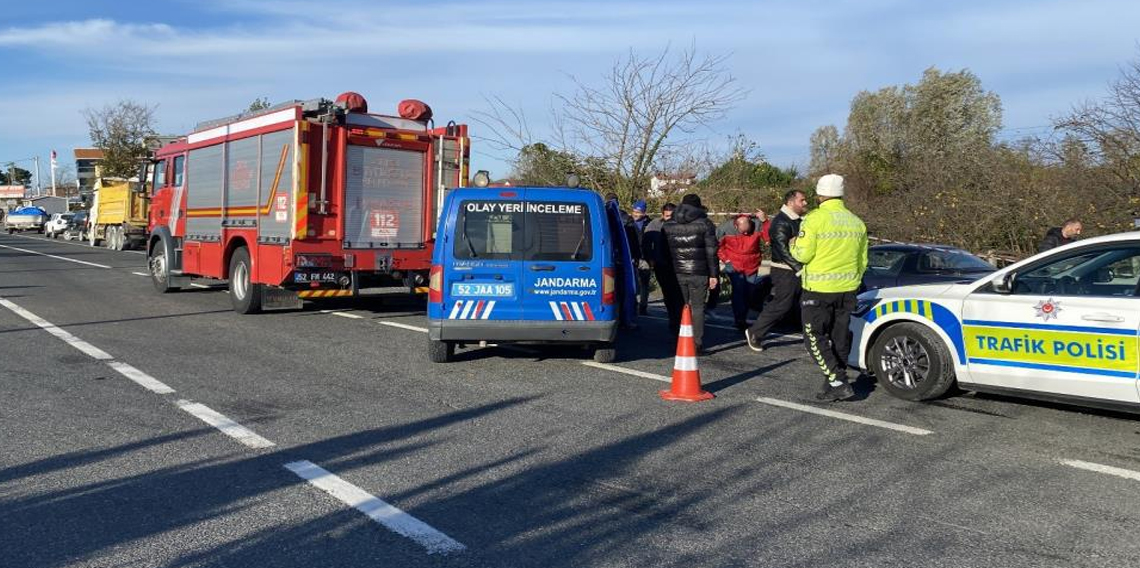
[791, 174, 868, 402]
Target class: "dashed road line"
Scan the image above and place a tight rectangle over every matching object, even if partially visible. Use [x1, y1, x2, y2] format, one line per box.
[10, 233, 146, 254]
[379, 320, 429, 333]
[756, 397, 934, 436]
[132, 271, 150, 277]
[174, 400, 276, 449]
[319, 309, 365, 319]
[0, 243, 112, 269]
[0, 297, 114, 360]
[107, 360, 176, 394]
[284, 460, 466, 555]
[582, 361, 672, 383]
[1062, 459, 1140, 482]
[190, 283, 211, 289]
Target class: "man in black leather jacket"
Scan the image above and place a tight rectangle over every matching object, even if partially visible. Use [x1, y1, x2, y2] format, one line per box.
[663, 193, 719, 351]
[746, 189, 809, 351]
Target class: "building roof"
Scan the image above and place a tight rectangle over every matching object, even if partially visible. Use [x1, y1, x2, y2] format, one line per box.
[73, 148, 104, 160]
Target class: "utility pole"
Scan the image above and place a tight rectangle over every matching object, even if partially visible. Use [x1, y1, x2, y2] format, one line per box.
[34, 156, 42, 196]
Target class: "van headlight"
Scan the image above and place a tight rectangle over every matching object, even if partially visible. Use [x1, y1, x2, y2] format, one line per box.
[852, 298, 880, 318]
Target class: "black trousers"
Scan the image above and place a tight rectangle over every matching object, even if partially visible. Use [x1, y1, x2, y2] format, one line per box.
[800, 290, 858, 389]
[747, 268, 801, 340]
[676, 273, 710, 348]
[655, 267, 684, 334]
[637, 267, 652, 313]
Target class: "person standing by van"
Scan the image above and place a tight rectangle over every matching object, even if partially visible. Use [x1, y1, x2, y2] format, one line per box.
[644, 203, 683, 333]
[792, 174, 867, 402]
[630, 200, 653, 315]
[663, 194, 719, 351]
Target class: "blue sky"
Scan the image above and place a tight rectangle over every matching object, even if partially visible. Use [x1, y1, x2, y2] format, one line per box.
[1, 0, 1138, 187]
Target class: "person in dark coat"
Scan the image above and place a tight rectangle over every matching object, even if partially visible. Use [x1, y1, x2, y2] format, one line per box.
[1038, 219, 1082, 252]
[630, 200, 653, 315]
[662, 193, 719, 351]
[746, 189, 809, 351]
[643, 203, 683, 332]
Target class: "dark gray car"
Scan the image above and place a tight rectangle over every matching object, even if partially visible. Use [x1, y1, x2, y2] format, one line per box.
[863, 243, 995, 291]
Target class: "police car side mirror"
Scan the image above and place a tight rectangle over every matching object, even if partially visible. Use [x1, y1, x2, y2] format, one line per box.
[991, 272, 1015, 294]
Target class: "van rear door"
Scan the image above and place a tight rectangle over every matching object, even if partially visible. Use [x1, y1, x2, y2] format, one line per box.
[519, 190, 605, 322]
[445, 196, 524, 321]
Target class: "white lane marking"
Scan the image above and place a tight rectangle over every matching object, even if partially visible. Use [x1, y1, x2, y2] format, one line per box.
[641, 313, 804, 339]
[107, 360, 176, 394]
[1062, 459, 1140, 482]
[755, 397, 933, 436]
[174, 400, 276, 449]
[132, 271, 149, 277]
[190, 283, 211, 289]
[0, 243, 112, 269]
[319, 309, 364, 319]
[582, 361, 672, 383]
[9, 233, 147, 254]
[379, 320, 429, 333]
[0, 298, 114, 360]
[284, 460, 466, 555]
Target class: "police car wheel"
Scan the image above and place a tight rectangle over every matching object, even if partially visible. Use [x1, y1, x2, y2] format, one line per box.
[870, 322, 956, 401]
[428, 339, 455, 363]
[592, 343, 616, 363]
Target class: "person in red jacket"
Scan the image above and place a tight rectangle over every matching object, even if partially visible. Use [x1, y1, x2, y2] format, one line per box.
[718, 213, 770, 329]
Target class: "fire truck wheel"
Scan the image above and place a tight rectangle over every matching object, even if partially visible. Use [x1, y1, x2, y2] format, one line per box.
[428, 338, 455, 363]
[149, 243, 178, 294]
[229, 247, 263, 314]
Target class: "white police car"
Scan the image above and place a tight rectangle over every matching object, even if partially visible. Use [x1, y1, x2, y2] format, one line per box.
[850, 232, 1140, 412]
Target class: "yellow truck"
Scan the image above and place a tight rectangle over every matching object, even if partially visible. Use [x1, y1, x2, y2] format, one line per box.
[89, 178, 149, 250]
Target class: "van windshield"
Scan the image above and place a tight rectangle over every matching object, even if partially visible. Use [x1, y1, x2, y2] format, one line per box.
[455, 200, 592, 261]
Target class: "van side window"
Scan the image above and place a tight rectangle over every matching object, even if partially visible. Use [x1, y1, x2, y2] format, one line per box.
[173, 156, 185, 187]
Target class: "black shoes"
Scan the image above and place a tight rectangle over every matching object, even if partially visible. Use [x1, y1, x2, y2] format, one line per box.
[815, 381, 856, 402]
[744, 328, 764, 352]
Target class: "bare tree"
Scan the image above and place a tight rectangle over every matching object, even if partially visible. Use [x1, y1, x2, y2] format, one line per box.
[82, 100, 158, 179]
[1056, 50, 1140, 197]
[475, 45, 746, 201]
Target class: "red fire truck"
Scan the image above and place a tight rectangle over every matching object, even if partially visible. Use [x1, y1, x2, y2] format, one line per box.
[145, 92, 469, 313]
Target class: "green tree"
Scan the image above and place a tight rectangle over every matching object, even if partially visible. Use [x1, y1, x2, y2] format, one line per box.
[81, 100, 157, 179]
[0, 165, 33, 186]
[248, 97, 272, 112]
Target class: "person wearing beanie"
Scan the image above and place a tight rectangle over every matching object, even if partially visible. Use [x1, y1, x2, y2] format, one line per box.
[629, 199, 653, 315]
[791, 174, 868, 402]
[662, 193, 719, 351]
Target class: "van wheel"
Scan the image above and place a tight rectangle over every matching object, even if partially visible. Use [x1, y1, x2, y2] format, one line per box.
[428, 339, 455, 363]
[229, 247, 263, 314]
[592, 343, 616, 363]
[869, 322, 956, 401]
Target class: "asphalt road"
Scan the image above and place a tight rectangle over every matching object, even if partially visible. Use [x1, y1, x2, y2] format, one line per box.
[2, 232, 1140, 568]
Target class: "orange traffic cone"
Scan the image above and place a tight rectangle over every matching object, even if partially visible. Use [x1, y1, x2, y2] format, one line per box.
[660, 304, 714, 402]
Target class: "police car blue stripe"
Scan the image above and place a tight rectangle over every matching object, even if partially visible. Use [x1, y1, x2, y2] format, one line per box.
[963, 319, 1137, 336]
[968, 357, 1138, 379]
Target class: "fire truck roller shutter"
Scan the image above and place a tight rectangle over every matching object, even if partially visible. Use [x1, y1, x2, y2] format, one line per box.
[224, 136, 259, 227]
[344, 145, 426, 249]
[257, 129, 295, 243]
[185, 144, 224, 242]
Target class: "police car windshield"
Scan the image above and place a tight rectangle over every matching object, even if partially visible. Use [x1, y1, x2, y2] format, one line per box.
[455, 200, 592, 261]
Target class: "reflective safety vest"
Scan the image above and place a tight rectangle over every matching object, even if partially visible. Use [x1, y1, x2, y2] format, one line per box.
[791, 199, 868, 293]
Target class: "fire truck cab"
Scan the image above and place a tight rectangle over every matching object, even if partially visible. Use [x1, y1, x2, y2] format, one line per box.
[146, 92, 468, 313]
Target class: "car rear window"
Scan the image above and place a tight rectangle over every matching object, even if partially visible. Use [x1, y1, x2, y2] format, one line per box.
[454, 200, 592, 261]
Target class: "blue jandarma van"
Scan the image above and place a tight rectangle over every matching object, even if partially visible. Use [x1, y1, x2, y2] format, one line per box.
[428, 185, 629, 363]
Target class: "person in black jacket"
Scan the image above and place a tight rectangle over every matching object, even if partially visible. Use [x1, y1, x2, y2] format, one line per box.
[746, 189, 809, 351]
[1038, 219, 1082, 252]
[663, 193, 719, 351]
